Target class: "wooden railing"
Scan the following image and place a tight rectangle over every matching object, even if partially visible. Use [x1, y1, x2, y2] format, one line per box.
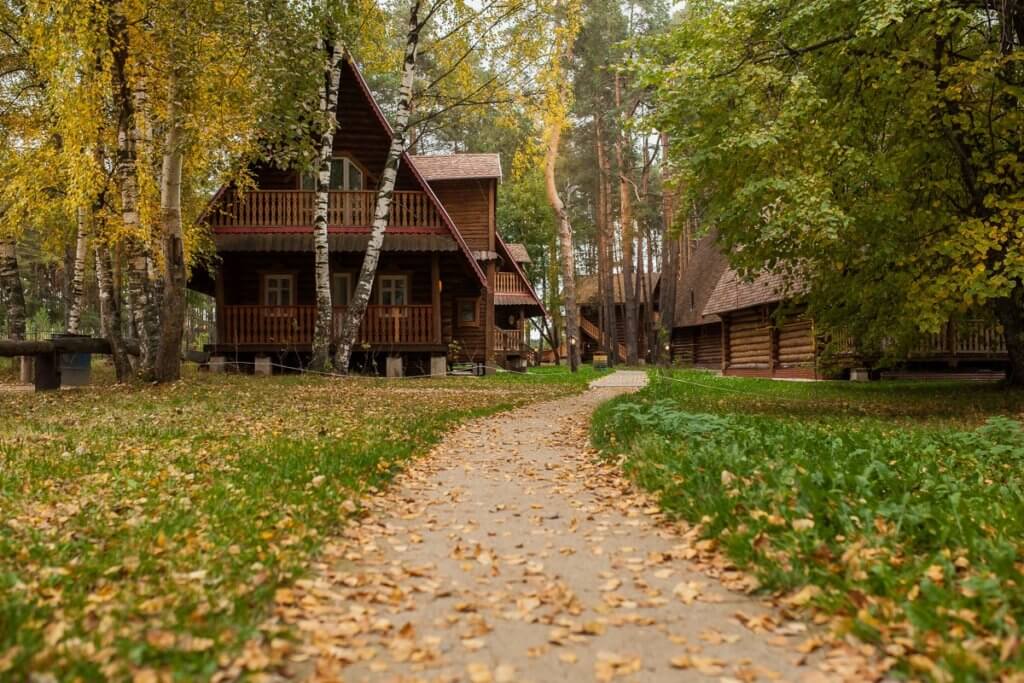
[494, 327, 526, 352]
[207, 190, 442, 229]
[832, 320, 1006, 358]
[221, 305, 438, 346]
[578, 316, 627, 362]
[495, 271, 528, 295]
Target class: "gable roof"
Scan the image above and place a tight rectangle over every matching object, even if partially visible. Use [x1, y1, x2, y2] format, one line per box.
[674, 231, 730, 327]
[345, 58, 487, 288]
[703, 267, 805, 315]
[576, 272, 660, 306]
[504, 242, 531, 263]
[410, 154, 502, 182]
[495, 235, 547, 316]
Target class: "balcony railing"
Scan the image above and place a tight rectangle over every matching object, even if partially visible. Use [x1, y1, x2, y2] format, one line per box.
[832, 320, 1006, 358]
[495, 271, 528, 295]
[494, 326, 527, 352]
[221, 305, 438, 346]
[207, 190, 443, 229]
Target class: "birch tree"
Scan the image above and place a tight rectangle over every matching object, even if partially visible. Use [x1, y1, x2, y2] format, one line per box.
[335, 0, 425, 372]
[310, 35, 346, 372]
[66, 208, 89, 334]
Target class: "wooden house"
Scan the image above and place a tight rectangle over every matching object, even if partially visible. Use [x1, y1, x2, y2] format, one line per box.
[188, 58, 543, 375]
[576, 273, 660, 363]
[670, 232, 727, 369]
[671, 232, 1009, 379]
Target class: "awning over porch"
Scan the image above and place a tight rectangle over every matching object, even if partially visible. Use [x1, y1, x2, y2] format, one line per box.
[212, 232, 458, 253]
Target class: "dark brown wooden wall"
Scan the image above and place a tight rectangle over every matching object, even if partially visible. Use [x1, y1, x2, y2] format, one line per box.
[672, 323, 722, 368]
[721, 305, 817, 379]
[429, 179, 494, 251]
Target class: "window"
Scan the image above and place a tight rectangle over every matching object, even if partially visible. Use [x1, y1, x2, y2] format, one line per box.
[332, 273, 351, 306]
[264, 274, 294, 306]
[457, 297, 479, 327]
[378, 275, 408, 306]
[689, 289, 696, 312]
[301, 156, 364, 191]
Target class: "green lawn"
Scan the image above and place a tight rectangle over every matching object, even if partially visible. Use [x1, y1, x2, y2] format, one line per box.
[0, 364, 601, 680]
[592, 369, 1024, 681]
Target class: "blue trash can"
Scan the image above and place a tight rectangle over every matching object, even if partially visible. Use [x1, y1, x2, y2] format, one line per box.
[52, 333, 92, 387]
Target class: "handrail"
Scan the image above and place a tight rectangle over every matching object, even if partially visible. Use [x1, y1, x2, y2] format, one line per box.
[207, 190, 442, 229]
[221, 305, 438, 346]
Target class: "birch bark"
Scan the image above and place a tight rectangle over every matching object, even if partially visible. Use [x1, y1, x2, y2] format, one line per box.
[310, 37, 345, 372]
[67, 207, 89, 335]
[0, 237, 28, 380]
[334, 0, 423, 372]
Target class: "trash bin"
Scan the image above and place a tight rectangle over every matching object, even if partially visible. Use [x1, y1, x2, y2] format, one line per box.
[52, 333, 92, 387]
[592, 352, 609, 370]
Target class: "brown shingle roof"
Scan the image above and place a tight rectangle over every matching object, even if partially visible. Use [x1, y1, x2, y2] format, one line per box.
[410, 153, 502, 182]
[674, 231, 729, 327]
[576, 272, 660, 306]
[703, 268, 805, 316]
[504, 242, 531, 263]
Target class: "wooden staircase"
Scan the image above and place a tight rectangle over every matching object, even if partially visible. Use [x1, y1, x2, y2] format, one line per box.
[579, 316, 627, 362]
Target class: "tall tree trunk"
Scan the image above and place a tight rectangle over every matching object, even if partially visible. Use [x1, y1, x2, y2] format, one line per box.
[994, 284, 1024, 386]
[110, 4, 158, 378]
[95, 239, 133, 382]
[614, 74, 638, 364]
[67, 207, 89, 334]
[154, 74, 187, 382]
[595, 116, 617, 364]
[310, 37, 346, 372]
[335, 0, 423, 372]
[545, 233, 562, 365]
[658, 141, 679, 366]
[0, 237, 29, 380]
[545, 123, 580, 372]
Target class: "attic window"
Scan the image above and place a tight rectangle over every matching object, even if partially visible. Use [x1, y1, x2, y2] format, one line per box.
[301, 156, 364, 191]
[689, 289, 696, 312]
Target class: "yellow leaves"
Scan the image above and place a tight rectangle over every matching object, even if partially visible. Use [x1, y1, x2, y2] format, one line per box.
[785, 585, 822, 608]
[669, 654, 727, 675]
[791, 518, 815, 532]
[924, 564, 945, 584]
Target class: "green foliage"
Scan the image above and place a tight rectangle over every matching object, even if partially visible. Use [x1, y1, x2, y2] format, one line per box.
[593, 370, 1024, 679]
[638, 0, 1024, 357]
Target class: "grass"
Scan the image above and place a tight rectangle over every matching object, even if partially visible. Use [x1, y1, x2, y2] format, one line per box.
[0, 363, 602, 680]
[592, 369, 1024, 681]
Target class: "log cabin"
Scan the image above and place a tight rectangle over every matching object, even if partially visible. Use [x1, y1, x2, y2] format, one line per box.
[188, 57, 544, 375]
[671, 232, 1010, 379]
[576, 273, 660, 363]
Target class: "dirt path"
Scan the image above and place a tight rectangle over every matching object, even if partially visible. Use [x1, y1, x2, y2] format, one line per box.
[270, 372, 834, 682]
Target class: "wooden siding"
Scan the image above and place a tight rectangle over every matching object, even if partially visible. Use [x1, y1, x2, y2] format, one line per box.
[672, 323, 722, 368]
[722, 305, 817, 379]
[428, 178, 493, 251]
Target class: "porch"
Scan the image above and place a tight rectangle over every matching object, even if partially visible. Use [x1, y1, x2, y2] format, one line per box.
[216, 305, 442, 351]
[207, 190, 442, 230]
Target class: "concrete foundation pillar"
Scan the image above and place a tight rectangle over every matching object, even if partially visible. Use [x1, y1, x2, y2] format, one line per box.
[254, 356, 272, 376]
[430, 355, 447, 378]
[386, 355, 404, 378]
[850, 368, 870, 382]
[210, 356, 226, 374]
[19, 356, 33, 384]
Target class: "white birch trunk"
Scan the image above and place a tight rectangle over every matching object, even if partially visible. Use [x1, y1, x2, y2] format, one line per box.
[334, 0, 423, 373]
[95, 239, 134, 381]
[310, 37, 346, 371]
[67, 207, 89, 335]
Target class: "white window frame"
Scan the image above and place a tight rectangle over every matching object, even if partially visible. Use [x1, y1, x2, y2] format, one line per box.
[332, 273, 352, 306]
[377, 275, 408, 306]
[301, 156, 364, 191]
[263, 274, 295, 307]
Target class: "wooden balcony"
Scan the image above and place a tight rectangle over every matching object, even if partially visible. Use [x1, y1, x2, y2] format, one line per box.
[220, 305, 439, 348]
[207, 190, 443, 230]
[832, 320, 1007, 359]
[495, 271, 528, 295]
[494, 327, 527, 353]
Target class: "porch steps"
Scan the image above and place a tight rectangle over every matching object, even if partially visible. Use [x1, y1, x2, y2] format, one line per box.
[579, 316, 627, 363]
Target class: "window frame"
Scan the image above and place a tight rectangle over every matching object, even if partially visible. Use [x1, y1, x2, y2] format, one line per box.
[332, 272, 352, 307]
[377, 274, 409, 306]
[299, 155, 367, 191]
[456, 297, 479, 328]
[262, 273, 296, 307]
